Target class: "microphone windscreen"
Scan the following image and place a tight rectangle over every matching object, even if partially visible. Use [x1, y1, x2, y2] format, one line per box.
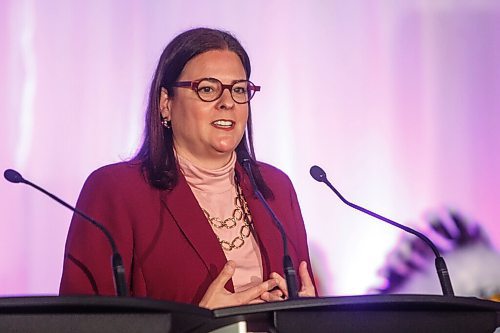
[4, 169, 24, 184]
[310, 165, 327, 182]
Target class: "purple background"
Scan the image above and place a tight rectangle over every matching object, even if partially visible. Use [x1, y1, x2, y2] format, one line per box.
[1, 0, 499, 297]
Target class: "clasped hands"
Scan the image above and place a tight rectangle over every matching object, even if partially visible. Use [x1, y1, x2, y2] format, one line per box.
[199, 260, 315, 309]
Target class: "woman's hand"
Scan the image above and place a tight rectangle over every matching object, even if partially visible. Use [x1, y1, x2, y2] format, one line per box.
[199, 261, 279, 309]
[268, 261, 316, 299]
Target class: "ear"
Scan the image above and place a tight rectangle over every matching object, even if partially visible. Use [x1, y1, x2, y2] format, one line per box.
[160, 87, 171, 120]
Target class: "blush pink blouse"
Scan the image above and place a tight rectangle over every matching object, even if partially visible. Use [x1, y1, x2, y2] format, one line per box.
[177, 152, 264, 292]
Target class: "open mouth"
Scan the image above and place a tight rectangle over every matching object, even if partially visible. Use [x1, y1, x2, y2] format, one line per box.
[211, 120, 235, 129]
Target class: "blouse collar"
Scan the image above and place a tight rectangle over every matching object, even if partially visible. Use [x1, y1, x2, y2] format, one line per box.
[177, 152, 236, 193]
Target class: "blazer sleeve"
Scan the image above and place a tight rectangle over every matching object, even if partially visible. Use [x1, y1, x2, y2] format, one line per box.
[258, 163, 317, 293]
[286, 175, 317, 292]
[59, 166, 134, 296]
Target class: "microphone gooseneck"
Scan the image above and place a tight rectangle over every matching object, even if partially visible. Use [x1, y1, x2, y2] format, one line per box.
[4, 168, 128, 297]
[238, 153, 299, 299]
[310, 165, 454, 297]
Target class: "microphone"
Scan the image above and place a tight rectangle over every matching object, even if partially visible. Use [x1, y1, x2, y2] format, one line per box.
[238, 152, 299, 299]
[309, 165, 455, 297]
[4, 168, 128, 297]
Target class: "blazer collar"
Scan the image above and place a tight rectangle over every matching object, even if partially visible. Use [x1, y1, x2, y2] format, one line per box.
[159, 162, 283, 290]
[160, 170, 233, 292]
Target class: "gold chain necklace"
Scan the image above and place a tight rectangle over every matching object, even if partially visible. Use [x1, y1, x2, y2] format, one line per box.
[202, 182, 253, 251]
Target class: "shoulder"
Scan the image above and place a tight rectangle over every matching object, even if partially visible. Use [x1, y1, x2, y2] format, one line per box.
[255, 161, 293, 189]
[76, 161, 160, 215]
[88, 160, 143, 178]
[256, 161, 290, 179]
[82, 161, 152, 195]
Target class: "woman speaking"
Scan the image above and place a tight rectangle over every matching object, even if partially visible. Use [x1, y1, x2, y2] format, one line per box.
[60, 28, 315, 309]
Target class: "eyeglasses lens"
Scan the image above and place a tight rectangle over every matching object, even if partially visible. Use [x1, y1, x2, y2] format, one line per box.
[196, 79, 255, 103]
[197, 79, 220, 102]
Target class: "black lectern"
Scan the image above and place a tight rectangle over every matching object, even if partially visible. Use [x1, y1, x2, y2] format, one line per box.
[1, 295, 499, 332]
[211, 295, 500, 333]
[0, 296, 211, 333]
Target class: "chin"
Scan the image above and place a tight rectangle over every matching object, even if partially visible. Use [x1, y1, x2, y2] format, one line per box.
[212, 140, 239, 154]
[213, 146, 237, 155]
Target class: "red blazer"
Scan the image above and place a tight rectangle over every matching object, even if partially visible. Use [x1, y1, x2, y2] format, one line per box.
[59, 161, 314, 305]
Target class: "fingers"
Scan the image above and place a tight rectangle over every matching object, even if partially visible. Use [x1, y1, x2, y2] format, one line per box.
[260, 288, 285, 302]
[199, 261, 236, 309]
[248, 298, 266, 304]
[201, 261, 315, 309]
[270, 271, 288, 298]
[211, 261, 236, 290]
[270, 261, 316, 299]
[268, 288, 284, 299]
[236, 278, 279, 304]
[298, 261, 316, 297]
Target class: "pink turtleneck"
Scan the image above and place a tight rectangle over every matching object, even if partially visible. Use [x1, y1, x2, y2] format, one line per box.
[177, 152, 263, 292]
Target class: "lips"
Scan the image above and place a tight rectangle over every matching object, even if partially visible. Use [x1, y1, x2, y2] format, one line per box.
[211, 119, 235, 129]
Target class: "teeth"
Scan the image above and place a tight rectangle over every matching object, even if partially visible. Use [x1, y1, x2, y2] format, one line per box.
[212, 120, 234, 127]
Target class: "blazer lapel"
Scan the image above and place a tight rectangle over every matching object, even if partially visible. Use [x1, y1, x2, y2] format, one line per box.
[160, 172, 232, 290]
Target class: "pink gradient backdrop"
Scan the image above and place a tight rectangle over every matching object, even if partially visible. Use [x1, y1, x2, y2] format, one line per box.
[1, 0, 499, 297]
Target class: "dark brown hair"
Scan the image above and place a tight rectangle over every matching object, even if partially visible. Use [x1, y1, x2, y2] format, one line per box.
[134, 28, 272, 198]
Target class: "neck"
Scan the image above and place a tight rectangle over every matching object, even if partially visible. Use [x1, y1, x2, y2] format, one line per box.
[174, 148, 234, 170]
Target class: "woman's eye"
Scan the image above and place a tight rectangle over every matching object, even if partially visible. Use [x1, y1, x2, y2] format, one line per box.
[233, 87, 247, 94]
[199, 86, 214, 93]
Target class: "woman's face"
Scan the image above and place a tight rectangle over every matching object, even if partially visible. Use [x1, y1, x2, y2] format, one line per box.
[161, 50, 249, 168]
